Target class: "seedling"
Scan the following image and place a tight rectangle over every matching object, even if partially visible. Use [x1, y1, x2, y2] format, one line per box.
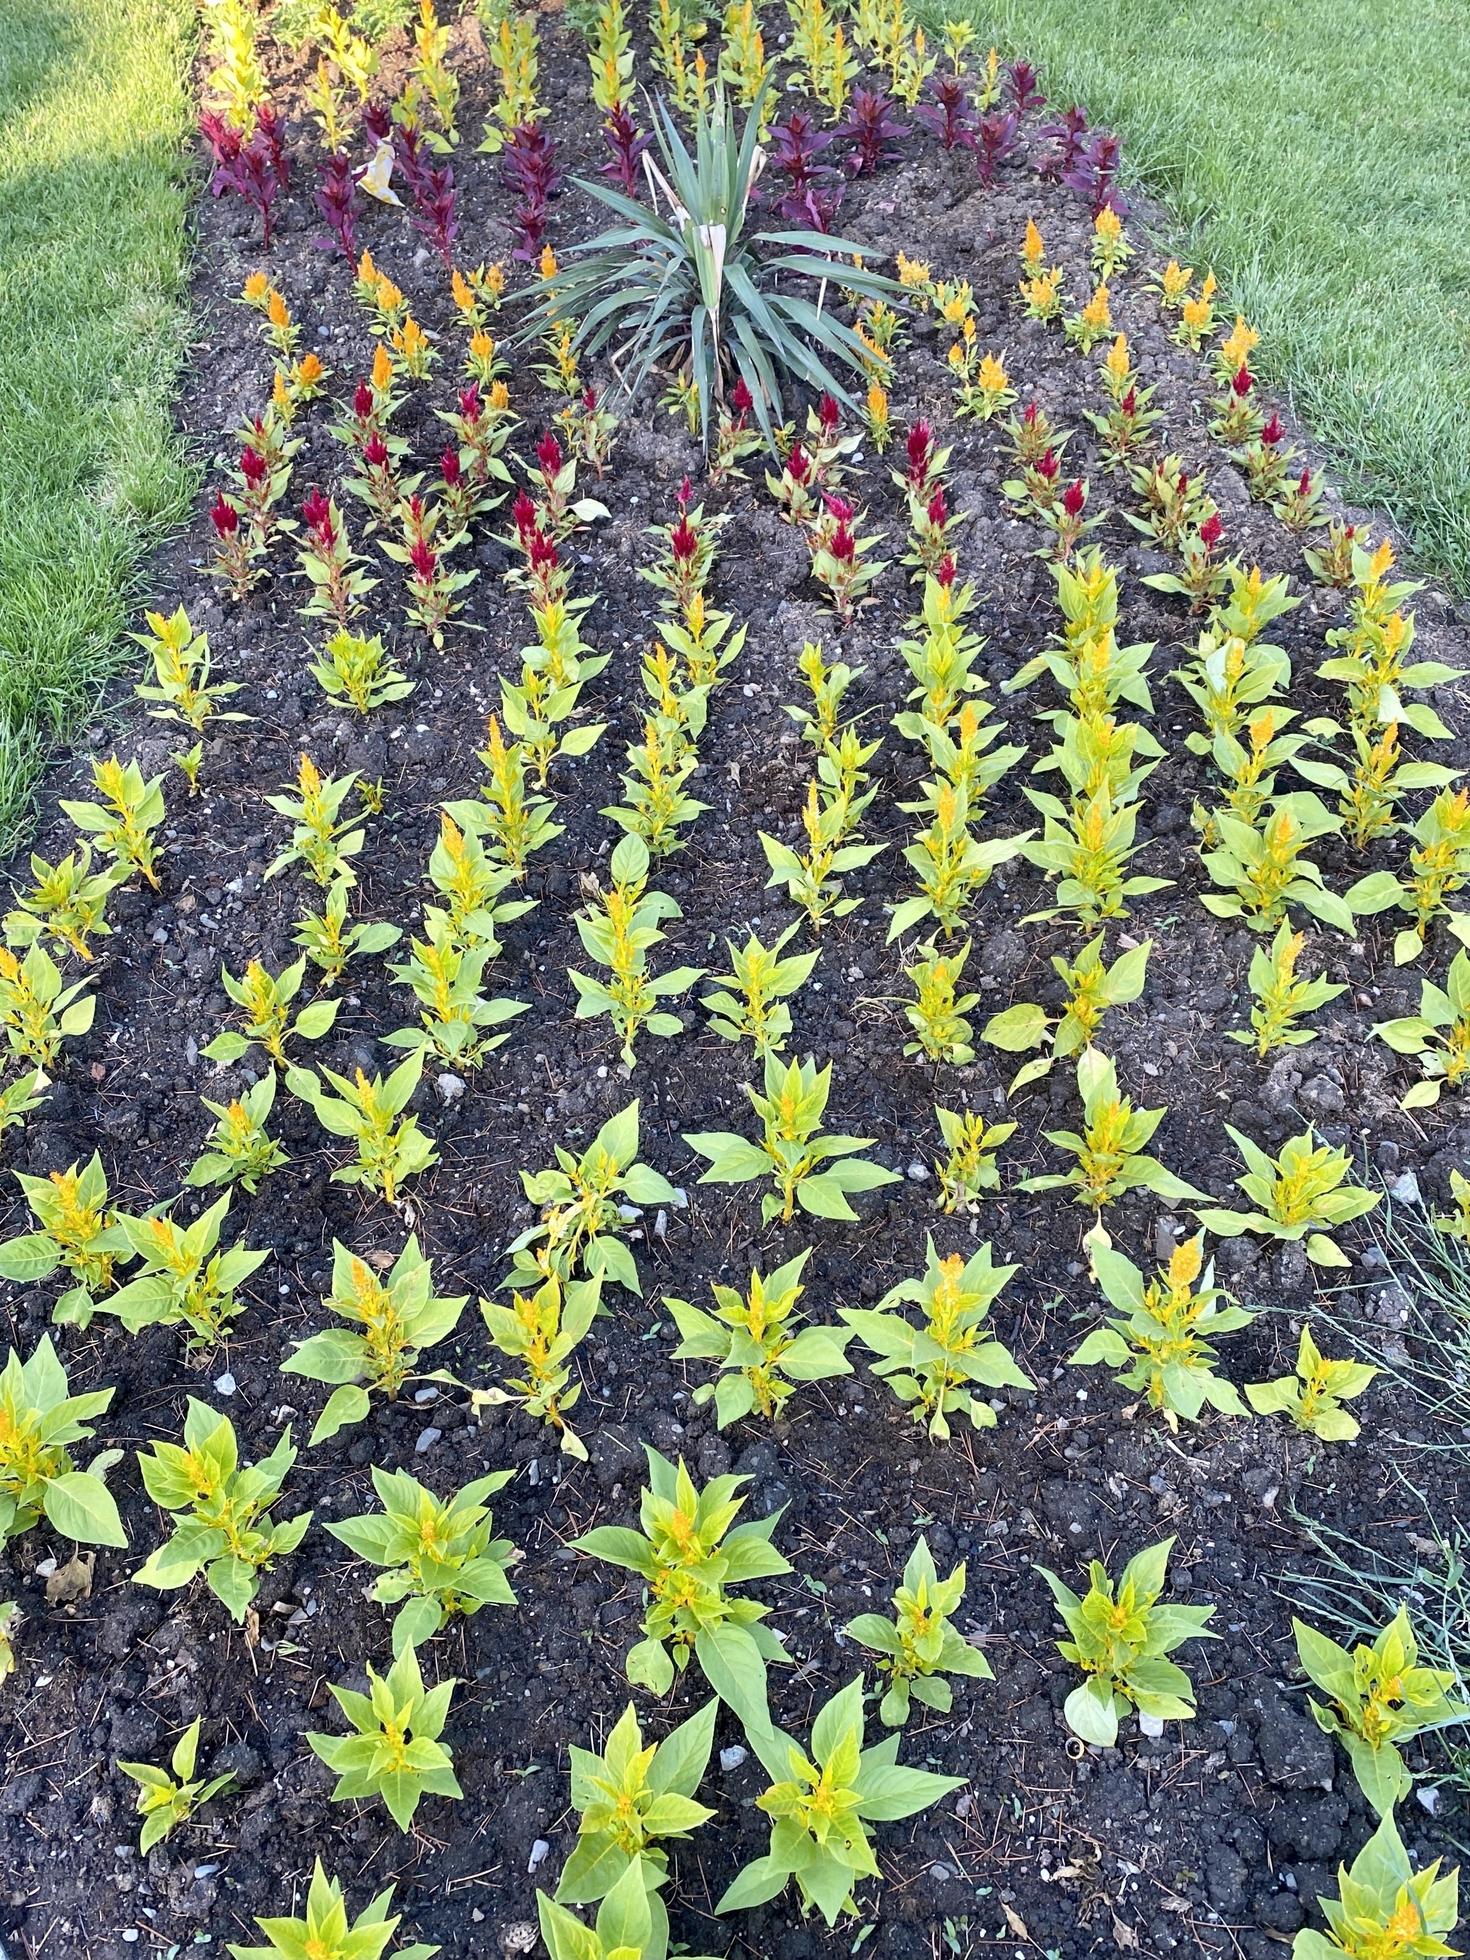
[842, 1239, 1032, 1440]
[104, 1193, 267, 1350]
[0, 942, 95, 1069]
[0, 1152, 128, 1325]
[286, 1052, 439, 1204]
[684, 1051, 900, 1224]
[503, 1099, 675, 1294]
[1039, 1537, 1216, 1745]
[845, 1536, 992, 1726]
[1245, 1324, 1376, 1440]
[118, 1717, 234, 1852]
[185, 1074, 289, 1194]
[932, 1104, 1014, 1212]
[1294, 1812, 1459, 1960]
[981, 933, 1150, 1090]
[308, 1641, 461, 1832]
[328, 1466, 518, 1656]
[1019, 1049, 1202, 1234]
[204, 956, 340, 1066]
[1373, 946, 1470, 1107]
[717, 1674, 964, 1926]
[1199, 1127, 1379, 1267]
[572, 1445, 791, 1733]
[0, 1336, 125, 1548]
[477, 1272, 602, 1460]
[700, 922, 819, 1056]
[557, 1698, 716, 1909]
[1229, 923, 1345, 1057]
[282, 1235, 467, 1443]
[665, 1248, 853, 1425]
[61, 756, 165, 889]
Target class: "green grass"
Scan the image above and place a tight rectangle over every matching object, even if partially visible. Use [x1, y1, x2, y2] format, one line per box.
[0, 0, 194, 850]
[968, 0, 1470, 591]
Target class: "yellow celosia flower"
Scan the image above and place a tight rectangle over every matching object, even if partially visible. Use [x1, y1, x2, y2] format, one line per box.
[1220, 315, 1259, 370]
[242, 271, 270, 307]
[1201, 270, 1218, 302]
[896, 252, 931, 290]
[1093, 206, 1122, 247]
[371, 344, 394, 392]
[294, 352, 324, 388]
[376, 277, 405, 315]
[451, 267, 474, 315]
[1081, 284, 1111, 330]
[1103, 334, 1131, 386]
[266, 289, 290, 331]
[1181, 295, 1212, 333]
[538, 243, 558, 281]
[866, 382, 888, 420]
[1021, 217, 1044, 271]
[485, 263, 506, 299]
[356, 249, 378, 287]
[489, 380, 510, 412]
[1160, 260, 1192, 305]
[977, 352, 1009, 393]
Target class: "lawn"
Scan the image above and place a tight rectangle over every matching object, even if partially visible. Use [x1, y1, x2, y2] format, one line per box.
[0, 0, 193, 852]
[979, 0, 1470, 591]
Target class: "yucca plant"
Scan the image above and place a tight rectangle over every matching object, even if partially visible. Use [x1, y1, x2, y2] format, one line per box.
[525, 87, 898, 449]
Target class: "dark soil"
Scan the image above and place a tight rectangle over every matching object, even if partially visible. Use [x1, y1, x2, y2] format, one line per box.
[1, 10, 1467, 1960]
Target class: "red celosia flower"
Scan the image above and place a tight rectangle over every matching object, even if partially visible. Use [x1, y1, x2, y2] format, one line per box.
[671, 516, 698, 562]
[1232, 366, 1253, 398]
[1120, 387, 1137, 416]
[818, 393, 840, 436]
[829, 522, 855, 562]
[353, 381, 374, 419]
[583, 386, 599, 412]
[935, 553, 957, 586]
[240, 446, 268, 488]
[1061, 479, 1087, 517]
[1022, 402, 1039, 426]
[1176, 470, 1190, 493]
[512, 491, 538, 540]
[528, 530, 559, 579]
[459, 384, 483, 423]
[729, 377, 754, 415]
[441, 446, 463, 486]
[1038, 448, 1059, 482]
[409, 539, 437, 582]
[1261, 414, 1284, 445]
[787, 444, 812, 484]
[1297, 467, 1312, 494]
[209, 492, 238, 537]
[906, 420, 933, 484]
[1199, 512, 1224, 550]
[927, 488, 948, 526]
[676, 475, 693, 509]
[824, 492, 855, 523]
[535, 429, 564, 478]
[301, 486, 333, 541]
[363, 432, 390, 469]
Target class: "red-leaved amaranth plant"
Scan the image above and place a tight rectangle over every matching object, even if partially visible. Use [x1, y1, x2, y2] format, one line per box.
[200, 110, 286, 247]
[413, 165, 460, 270]
[836, 88, 908, 177]
[601, 105, 652, 194]
[313, 152, 361, 263]
[1005, 59, 1045, 112]
[916, 73, 976, 151]
[975, 109, 1022, 187]
[390, 121, 434, 204]
[502, 124, 562, 262]
[1038, 105, 1089, 181]
[768, 110, 843, 229]
[1064, 131, 1127, 216]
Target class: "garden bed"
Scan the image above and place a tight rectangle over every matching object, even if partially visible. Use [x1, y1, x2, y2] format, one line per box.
[0, 6, 1467, 1959]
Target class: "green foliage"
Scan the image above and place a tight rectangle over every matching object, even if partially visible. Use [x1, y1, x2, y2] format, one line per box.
[901, 938, 977, 1065]
[1019, 1048, 1202, 1226]
[1245, 1324, 1377, 1441]
[1373, 946, 1470, 1108]
[286, 1052, 439, 1204]
[530, 89, 899, 448]
[0, 1335, 124, 1548]
[265, 756, 366, 889]
[504, 1099, 675, 1295]
[572, 1445, 790, 1734]
[308, 1642, 462, 1833]
[841, 1238, 1032, 1441]
[684, 1051, 899, 1224]
[133, 605, 246, 733]
[134, 1401, 309, 1620]
[569, 835, 704, 1065]
[1200, 792, 1354, 932]
[556, 1698, 716, 1909]
[477, 1272, 603, 1461]
[1199, 1125, 1379, 1267]
[980, 932, 1149, 1090]
[227, 1859, 438, 1960]
[0, 940, 95, 1069]
[327, 1466, 518, 1657]
[310, 628, 415, 713]
[700, 921, 819, 1056]
[931, 1103, 1014, 1212]
[61, 754, 165, 889]
[0, 1151, 127, 1325]
[118, 1716, 234, 1853]
[540, 1859, 711, 1960]
[104, 1192, 266, 1349]
[282, 1236, 467, 1445]
[4, 844, 118, 963]
[1229, 922, 1345, 1057]
[1348, 785, 1470, 965]
[1294, 1608, 1470, 1817]
[1068, 1232, 1251, 1427]
[204, 955, 339, 1067]
[1293, 1810, 1460, 1960]
[385, 917, 528, 1069]
[716, 1674, 965, 1925]
[845, 1535, 993, 1727]
[185, 1073, 289, 1195]
[293, 877, 402, 988]
[666, 1248, 853, 1425]
[1039, 1537, 1216, 1746]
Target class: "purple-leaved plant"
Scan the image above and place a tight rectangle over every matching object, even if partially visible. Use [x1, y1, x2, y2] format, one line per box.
[313, 152, 361, 262]
[915, 73, 975, 150]
[836, 87, 908, 177]
[601, 105, 652, 194]
[199, 110, 286, 247]
[975, 108, 1021, 187]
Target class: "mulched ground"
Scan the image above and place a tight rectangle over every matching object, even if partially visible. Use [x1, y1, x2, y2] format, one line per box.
[1, 8, 1467, 1958]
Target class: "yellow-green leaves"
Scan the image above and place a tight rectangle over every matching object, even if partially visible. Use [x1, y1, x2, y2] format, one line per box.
[1245, 1325, 1376, 1441]
[228, 1861, 438, 1960]
[310, 628, 415, 714]
[205, 955, 340, 1067]
[4, 846, 119, 964]
[1229, 922, 1344, 1058]
[135, 1401, 308, 1619]
[61, 755, 166, 890]
[307, 1641, 461, 1833]
[1294, 1810, 1460, 1960]
[386, 917, 528, 1070]
[264, 755, 366, 888]
[185, 1073, 289, 1195]
[666, 1248, 853, 1425]
[557, 1698, 716, 1908]
[845, 1535, 992, 1727]
[982, 932, 1149, 1089]
[0, 941, 94, 1070]
[1201, 792, 1354, 933]
[1373, 945, 1470, 1107]
[117, 1716, 234, 1854]
[134, 606, 246, 733]
[701, 921, 818, 1056]
[0, 1152, 126, 1325]
[1039, 1537, 1216, 1747]
[841, 1238, 1031, 1441]
[105, 1193, 267, 1350]
[901, 938, 977, 1064]
[0, 1336, 124, 1549]
[569, 834, 704, 1065]
[1200, 1127, 1379, 1267]
[1294, 1607, 1469, 1817]
[477, 1272, 602, 1460]
[684, 1051, 899, 1224]
[1019, 1049, 1202, 1232]
[283, 1235, 467, 1444]
[286, 1052, 439, 1203]
[932, 1104, 1014, 1212]
[506, 1098, 676, 1294]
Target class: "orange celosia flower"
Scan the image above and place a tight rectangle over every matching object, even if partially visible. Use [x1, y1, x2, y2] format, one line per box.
[371, 344, 394, 392]
[294, 352, 324, 387]
[451, 267, 473, 315]
[266, 289, 290, 330]
[242, 270, 270, 306]
[1021, 217, 1044, 271]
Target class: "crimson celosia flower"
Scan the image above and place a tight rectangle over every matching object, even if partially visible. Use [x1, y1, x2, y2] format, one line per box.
[1199, 512, 1224, 550]
[1061, 479, 1087, 517]
[729, 377, 753, 416]
[935, 553, 957, 587]
[301, 486, 332, 540]
[352, 381, 374, 419]
[441, 446, 463, 487]
[409, 539, 437, 582]
[1232, 366, 1253, 398]
[459, 384, 483, 423]
[927, 488, 948, 526]
[818, 393, 840, 436]
[1037, 448, 1059, 482]
[363, 432, 390, 469]
[787, 444, 812, 484]
[829, 522, 855, 562]
[1120, 388, 1137, 416]
[824, 492, 855, 523]
[671, 517, 698, 562]
[528, 530, 559, 579]
[905, 421, 932, 484]
[535, 429, 564, 478]
[512, 491, 538, 540]
[1261, 414, 1284, 445]
[240, 446, 268, 490]
[1296, 467, 1312, 494]
[209, 492, 238, 537]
